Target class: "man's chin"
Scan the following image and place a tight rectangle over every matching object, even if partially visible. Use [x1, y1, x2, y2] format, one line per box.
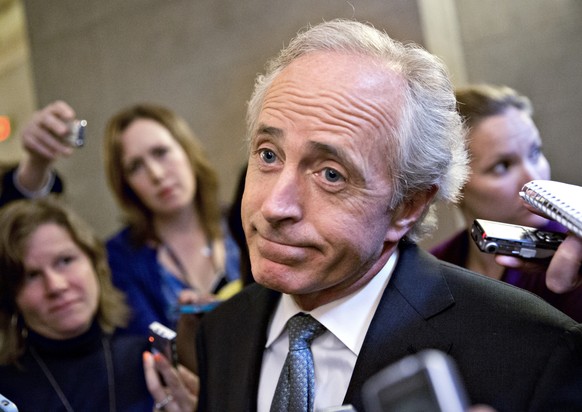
[253, 266, 305, 294]
[254, 271, 292, 292]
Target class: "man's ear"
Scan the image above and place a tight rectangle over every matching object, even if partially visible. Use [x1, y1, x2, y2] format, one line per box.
[385, 185, 438, 242]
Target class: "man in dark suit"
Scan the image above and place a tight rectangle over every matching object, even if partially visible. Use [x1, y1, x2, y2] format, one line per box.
[195, 19, 582, 412]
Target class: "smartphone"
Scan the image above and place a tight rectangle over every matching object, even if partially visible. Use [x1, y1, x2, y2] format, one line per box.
[362, 350, 469, 412]
[471, 219, 566, 259]
[0, 394, 18, 412]
[148, 321, 178, 367]
[64, 119, 87, 147]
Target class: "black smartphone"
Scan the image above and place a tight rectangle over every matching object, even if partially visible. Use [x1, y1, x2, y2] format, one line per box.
[362, 350, 469, 412]
[148, 321, 178, 367]
[471, 218, 566, 259]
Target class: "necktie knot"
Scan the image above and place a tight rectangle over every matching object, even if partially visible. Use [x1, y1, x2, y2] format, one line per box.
[287, 313, 326, 351]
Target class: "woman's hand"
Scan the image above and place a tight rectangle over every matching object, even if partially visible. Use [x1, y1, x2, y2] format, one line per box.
[17, 100, 77, 193]
[21, 100, 76, 163]
[494, 199, 582, 294]
[496, 234, 582, 293]
[545, 234, 582, 292]
[143, 351, 199, 412]
[178, 288, 217, 305]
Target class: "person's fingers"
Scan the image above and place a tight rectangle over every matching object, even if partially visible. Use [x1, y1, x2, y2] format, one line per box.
[151, 355, 198, 412]
[178, 289, 217, 305]
[22, 104, 76, 160]
[494, 254, 547, 273]
[34, 101, 76, 138]
[494, 255, 525, 269]
[153, 352, 179, 384]
[145, 352, 183, 412]
[143, 351, 165, 395]
[546, 235, 582, 293]
[168, 365, 199, 410]
[23, 126, 73, 158]
[468, 405, 498, 412]
[177, 365, 199, 395]
[41, 111, 73, 137]
[46, 100, 76, 122]
[495, 235, 582, 294]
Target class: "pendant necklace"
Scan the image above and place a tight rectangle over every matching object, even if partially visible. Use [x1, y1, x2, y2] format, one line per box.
[162, 241, 213, 288]
[30, 336, 116, 412]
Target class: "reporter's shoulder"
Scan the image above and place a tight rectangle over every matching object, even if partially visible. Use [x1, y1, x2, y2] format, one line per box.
[105, 226, 149, 257]
[106, 226, 132, 247]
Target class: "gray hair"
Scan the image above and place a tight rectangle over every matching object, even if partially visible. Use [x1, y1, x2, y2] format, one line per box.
[246, 19, 468, 241]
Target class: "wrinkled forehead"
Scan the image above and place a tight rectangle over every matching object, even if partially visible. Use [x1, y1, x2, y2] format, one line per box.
[261, 51, 405, 149]
[275, 51, 405, 108]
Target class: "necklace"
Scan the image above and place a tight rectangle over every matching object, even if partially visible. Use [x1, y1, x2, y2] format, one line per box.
[163, 241, 193, 285]
[30, 336, 116, 412]
[162, 241, 213, 286]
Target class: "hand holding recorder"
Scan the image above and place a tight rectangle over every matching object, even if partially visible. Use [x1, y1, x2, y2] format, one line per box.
[16, 100, 86, 194]
[144, 322, 199, 412]
[471, 218, 565, 260]
[494, 199, 582, 293]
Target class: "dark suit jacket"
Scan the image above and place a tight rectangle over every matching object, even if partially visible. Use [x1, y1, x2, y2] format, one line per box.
[196, 241, 582, 412]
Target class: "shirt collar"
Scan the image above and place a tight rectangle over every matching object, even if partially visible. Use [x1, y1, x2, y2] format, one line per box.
[265, 249, 399, 355]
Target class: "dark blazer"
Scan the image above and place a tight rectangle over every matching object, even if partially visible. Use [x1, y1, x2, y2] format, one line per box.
[0, 166, 63, 208]
[196, 241, 582, 412]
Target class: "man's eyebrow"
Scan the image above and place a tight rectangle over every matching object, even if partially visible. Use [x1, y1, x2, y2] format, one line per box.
[255, 124, 353, 163]
[256, 124, 284, 139]
[307, 140, 350, 163]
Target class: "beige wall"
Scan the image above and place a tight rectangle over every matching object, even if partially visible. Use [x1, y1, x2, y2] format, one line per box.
[423, 0, 582, 248]
[2, 0, 581, 246]
[0, 0, 36, 164]
[455, 0, 582, 188]
[15, 0, 423, 239]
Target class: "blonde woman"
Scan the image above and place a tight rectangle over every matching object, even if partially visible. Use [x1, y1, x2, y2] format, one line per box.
[0, 198, 152, 410]
[103, 103, 240, 335]
[430, 84, 582, 321]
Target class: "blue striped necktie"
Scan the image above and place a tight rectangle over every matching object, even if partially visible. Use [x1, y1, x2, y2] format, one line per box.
[270, 313, 327, 412]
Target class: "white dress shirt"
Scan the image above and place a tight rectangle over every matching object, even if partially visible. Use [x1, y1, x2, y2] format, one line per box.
[257, 250, 399, 412]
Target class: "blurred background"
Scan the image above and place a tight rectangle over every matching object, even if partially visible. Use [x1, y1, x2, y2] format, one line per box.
[1, 0, 581, 248]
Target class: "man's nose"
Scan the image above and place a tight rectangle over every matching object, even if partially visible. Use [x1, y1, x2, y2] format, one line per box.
[260, 169, 303, 224]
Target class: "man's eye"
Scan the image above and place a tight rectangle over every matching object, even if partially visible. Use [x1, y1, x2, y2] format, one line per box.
[259, 149, 277, 164]
[323, 167, 344, 183]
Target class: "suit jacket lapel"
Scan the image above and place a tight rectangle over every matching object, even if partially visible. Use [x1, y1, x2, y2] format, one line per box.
[198, 283, 281, 412]
[344, 241, 455, 408]
[235, 285, 281, 411]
